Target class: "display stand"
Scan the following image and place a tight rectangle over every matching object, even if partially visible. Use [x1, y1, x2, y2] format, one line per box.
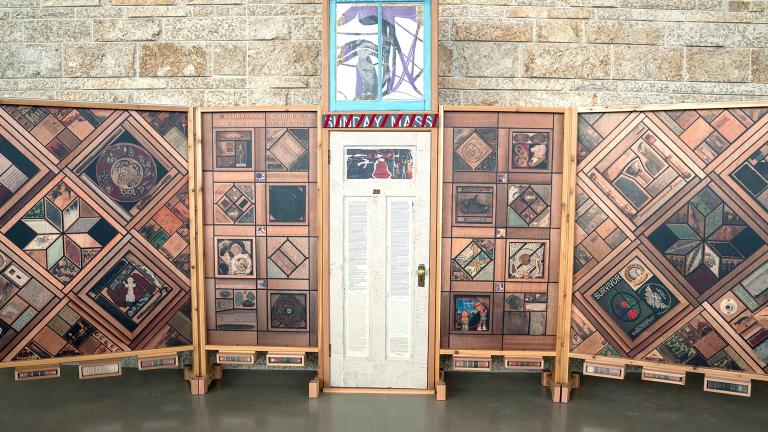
[438, 106, 575, 401]
[187, 107, 321, 396]
[0, 99, 194, 385]
[564, 101, 768, 401]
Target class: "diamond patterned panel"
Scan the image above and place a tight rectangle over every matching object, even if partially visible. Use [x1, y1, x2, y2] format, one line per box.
[573, 105, 768, 375]
[0, 103, 191, 364]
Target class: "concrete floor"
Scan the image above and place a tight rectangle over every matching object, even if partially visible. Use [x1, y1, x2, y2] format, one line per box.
[0, 367, 765, 431]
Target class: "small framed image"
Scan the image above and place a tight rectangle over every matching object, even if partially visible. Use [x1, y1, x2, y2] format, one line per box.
[452, 294, 491, 333]
[215, 237, 255, 278]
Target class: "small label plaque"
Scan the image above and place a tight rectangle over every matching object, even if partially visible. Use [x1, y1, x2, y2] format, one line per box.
[216, 351, 257, 365]
[79, 361, 122, 379]
[704, 375, 751, 397]
[583, 362, 625, 380]
[138, 354, 179, 371]
[503, 357, 544, 370]
[266, 352, 305, 367]
[641, 368, 686, 385]
[15, 365, 61, 381]
[453, 356, 492, 371]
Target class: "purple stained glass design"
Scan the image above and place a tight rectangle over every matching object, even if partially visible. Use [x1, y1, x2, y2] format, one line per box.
[335, 3, 425, 102]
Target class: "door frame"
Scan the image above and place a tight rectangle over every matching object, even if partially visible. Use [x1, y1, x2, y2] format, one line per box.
[319, 120, 440, 394]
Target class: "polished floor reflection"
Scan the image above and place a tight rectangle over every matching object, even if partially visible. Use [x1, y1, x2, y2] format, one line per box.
[1, 367, 765, 431]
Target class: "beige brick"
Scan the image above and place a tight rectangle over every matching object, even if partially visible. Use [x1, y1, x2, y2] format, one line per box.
[42, 0, 98, 5]
[456, 42, 518, 78]
[613, 46, 683, 81]
[246, 4, 320, 16]
[247, 41, 319, 76]
[0, 44, 61, 78]
[162, 17, 248, 41]
[188, 0, 243, 4]
[536, 20, 583, 43]
[523, 44, 610, 79]
[213, 43, 247, 75]
[111, 0, 176, 5]
[452, 18, 532, 42]
[63, 44, 136, 78]
[94, 19, 162, 41]
[140, 43, 209, 77]
[8, 7, 75, 19]
[292, 16, 321, 40]
[439, 42, 455, 76]
[75, 6, 123, 18]
[587, 21, 664, 45]
[729, 0, 765, 12]
[619, 0, 698, 8]
[247, 17, 291, 40]
[125, 6, 188, 17]
[750, 49, 768, 82]
[547, 8, 591, 19]
[0, 19, 90, 43]
[686, 48, 750, 82]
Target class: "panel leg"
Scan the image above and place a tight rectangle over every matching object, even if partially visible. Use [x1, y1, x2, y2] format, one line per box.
[309, 374, 320, 398]
[185, 365, 222, 396]
[436, 368, 446, 401]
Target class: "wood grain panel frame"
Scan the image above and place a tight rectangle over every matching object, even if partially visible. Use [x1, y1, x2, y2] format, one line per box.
[439, 105, 572, 388]
[567, 99, 768, 386]
[194, 106, 322, 380]
[0, 99, 193, 370]
[319, 121, 440, 393]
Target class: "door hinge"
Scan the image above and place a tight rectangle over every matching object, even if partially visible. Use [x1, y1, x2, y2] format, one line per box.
[328, 344, 332, 356]
[328, 149, 331, 164]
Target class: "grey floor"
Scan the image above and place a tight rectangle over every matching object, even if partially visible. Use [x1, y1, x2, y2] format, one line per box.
[0, 367, 765, 431]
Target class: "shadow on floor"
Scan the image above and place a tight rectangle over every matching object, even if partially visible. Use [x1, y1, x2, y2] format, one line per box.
[0, 367, 765, 431]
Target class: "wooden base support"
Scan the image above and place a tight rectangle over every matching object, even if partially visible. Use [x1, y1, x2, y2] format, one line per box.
[543, 372, 579, 403]
[185, 365, 223, 396]
[309, 374, 320, 398]
[436, 368, 446, 401]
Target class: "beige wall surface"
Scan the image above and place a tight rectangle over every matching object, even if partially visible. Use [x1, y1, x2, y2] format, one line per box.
[1, 0, 768, 107]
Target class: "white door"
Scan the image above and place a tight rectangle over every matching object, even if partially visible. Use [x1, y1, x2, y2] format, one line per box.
[329, 131, 431, 389]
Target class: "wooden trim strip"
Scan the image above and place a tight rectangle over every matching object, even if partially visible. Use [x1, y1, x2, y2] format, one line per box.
[443, 105, 568, 114]
[0, 98, 187, 112]
[0, 346, 191, 370]
[570, 353, 768, 383]
[576, 99, 768, 114]
[553, 108, 578, 385]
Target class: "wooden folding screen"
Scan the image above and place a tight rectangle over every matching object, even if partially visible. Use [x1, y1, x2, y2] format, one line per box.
[193, 107, 321, 392]
[567, 102, 768, 388]
[439, 107, 568, 358]
[0, 100, 194, 373]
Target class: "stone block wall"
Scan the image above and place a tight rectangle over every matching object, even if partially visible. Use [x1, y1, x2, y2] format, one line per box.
[1, 0, 768, 107]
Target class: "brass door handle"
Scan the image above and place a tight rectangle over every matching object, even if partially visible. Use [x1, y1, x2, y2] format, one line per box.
[417, 264, 426, 287]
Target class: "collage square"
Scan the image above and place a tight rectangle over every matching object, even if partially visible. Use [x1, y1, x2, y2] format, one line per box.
[202, 111, 317, 348]
[441, 111, 564, 352]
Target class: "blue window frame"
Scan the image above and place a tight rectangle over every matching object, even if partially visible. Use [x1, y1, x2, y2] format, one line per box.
[329, 0, 432, 112]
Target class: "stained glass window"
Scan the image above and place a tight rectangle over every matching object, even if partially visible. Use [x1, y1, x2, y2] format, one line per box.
[330, 0, 432, 111]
